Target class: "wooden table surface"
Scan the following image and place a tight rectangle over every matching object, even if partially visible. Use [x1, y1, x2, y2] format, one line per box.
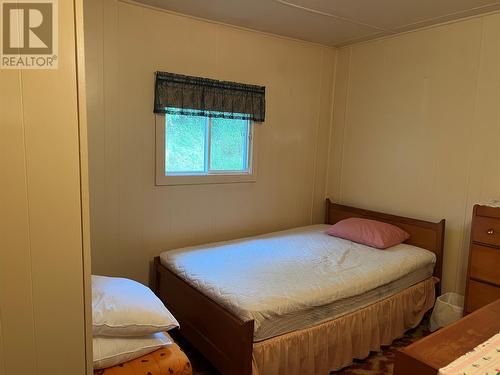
[394, 298, 500, 375]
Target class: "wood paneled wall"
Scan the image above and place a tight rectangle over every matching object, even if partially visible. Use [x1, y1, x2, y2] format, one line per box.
[85, 0, 500, 295]
[84, 0, 336, 284]
[0, 0, 91, 373]
[327, 13, 500, 293]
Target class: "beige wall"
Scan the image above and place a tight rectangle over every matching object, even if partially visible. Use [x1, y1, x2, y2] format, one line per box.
[84, 0, 336, 284]
[327, 13, 500, 293]
[0, 0, 91, 374]
[85, 0, 500, 295]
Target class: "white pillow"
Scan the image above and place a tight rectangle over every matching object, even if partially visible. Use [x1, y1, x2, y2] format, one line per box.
[92, 275, 179, 336]
[93, 332, 172, 369]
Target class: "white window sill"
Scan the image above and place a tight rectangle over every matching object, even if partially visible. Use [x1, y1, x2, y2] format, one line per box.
[155, 173, 257, 186]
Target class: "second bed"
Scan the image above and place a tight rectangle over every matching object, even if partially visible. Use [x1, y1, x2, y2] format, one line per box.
[153, 200, 445, 374]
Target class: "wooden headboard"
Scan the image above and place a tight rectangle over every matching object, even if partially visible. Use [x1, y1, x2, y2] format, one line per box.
[325, 199, 445, 281]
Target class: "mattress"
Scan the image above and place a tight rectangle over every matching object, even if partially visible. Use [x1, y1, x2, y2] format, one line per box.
[160, 224, 436, 342]
[94, 335, 192, 375]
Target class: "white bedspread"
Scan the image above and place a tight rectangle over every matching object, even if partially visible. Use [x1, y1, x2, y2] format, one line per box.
[160, 224, 436, 340]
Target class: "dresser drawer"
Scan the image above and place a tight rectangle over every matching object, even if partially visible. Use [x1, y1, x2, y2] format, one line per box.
[466, 280, 500, 313]
[472, 216, 500, 247]
[470, 244, 500, 285]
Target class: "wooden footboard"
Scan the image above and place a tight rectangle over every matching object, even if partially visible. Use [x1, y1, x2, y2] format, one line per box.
[152, 257, 254, 375]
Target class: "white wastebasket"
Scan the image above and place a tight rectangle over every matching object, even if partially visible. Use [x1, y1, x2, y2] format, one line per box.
[429, 292, 464, 332]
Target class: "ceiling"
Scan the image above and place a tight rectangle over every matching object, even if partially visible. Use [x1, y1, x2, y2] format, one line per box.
[134, 0, 500, 46]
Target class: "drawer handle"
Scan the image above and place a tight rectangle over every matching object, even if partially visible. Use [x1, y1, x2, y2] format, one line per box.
[487, 228, 495, 235]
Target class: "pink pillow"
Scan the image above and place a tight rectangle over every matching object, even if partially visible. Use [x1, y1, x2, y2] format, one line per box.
[326, 218, 410, 249]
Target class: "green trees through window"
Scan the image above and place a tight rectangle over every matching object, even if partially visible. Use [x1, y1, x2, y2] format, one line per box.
[165, 110, 251, 175]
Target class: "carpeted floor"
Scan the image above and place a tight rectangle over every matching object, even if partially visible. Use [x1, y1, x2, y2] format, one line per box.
[173, 315, 431, 375]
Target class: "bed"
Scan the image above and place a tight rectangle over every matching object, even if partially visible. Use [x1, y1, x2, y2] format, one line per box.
[152, 199, 445, 375]
[93, 333, 192, 375]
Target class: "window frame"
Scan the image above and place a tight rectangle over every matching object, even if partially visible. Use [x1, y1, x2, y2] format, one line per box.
[155, 114, 258, 186]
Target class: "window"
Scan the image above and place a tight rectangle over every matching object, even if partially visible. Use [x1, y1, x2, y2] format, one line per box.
[156, 109, 257, 185]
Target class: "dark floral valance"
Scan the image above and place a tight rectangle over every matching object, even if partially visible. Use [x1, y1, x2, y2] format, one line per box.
[154, 71, 266, 122]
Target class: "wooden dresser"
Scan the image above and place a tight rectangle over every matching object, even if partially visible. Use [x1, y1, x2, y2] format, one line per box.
[464, 204, 500, 313]
[394, 299, 500, 375]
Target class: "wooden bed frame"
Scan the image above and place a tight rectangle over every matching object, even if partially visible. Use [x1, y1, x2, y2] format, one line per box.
[152, 199, 445, 375]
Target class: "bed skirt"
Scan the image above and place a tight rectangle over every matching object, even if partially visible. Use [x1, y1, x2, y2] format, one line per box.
[252, 277, 436, 375]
